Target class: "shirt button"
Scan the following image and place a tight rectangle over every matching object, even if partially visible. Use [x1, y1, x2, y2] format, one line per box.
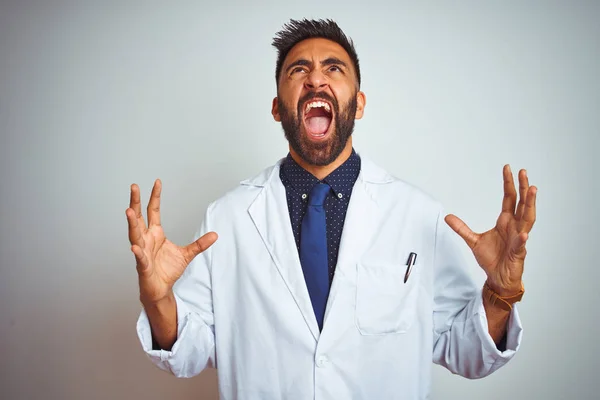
[337, 193, 343, 199]
[316, 355, 329, 368]
[302, 193, 307, 200]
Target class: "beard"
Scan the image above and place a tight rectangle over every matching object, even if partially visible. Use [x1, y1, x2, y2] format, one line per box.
[278, 91, 357, 167]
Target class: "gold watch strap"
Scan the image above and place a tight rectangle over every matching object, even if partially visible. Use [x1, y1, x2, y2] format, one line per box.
[482, 281, 524, 311]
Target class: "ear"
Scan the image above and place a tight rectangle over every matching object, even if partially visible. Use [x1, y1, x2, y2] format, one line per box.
[354, 91, 366, 120]
[271, 97, 281, 122]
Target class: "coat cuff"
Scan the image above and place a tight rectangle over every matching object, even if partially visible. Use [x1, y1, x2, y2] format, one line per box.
[136, 294, 192, 366]
[473, 290, 523, 368]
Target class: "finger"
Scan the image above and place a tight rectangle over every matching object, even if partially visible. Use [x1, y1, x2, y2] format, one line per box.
[518, 185, 537, 233]
[511, 231, 529, 255]
[147, 179, 162, 227]
[445, 214, 479, 249]
[129, 184, 147, 231]
[501, 164, 517, 214]
[126, 208, 146, 248]
[183, 232, 219, 263]
[131, 244, 151, 275]
[515, 169, 530, 221]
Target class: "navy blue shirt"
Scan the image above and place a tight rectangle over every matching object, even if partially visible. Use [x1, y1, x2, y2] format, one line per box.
[279, 150, 361, 284]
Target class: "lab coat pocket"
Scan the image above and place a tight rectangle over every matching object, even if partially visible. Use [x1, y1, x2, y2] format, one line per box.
[355, 262, 420, 335]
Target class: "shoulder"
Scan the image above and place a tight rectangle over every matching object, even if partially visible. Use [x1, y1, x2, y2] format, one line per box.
[358, 154, 441, 214]
[206, 158, 284, 216]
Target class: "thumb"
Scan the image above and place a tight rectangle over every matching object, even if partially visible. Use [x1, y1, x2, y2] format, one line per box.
[183, 231, 219, 262]
[445, 214, 478, 249]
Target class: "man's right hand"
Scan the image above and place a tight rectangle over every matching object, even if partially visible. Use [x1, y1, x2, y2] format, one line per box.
[126, 179, 218, 305]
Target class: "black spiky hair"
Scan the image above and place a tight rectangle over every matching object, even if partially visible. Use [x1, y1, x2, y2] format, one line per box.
[272, 18, 361, 88]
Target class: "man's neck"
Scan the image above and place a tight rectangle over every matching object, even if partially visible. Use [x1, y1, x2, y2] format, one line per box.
[289, 139, 353, 181]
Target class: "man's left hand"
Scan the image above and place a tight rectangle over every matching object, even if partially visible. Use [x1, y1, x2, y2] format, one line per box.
[445, 165, 537, 296]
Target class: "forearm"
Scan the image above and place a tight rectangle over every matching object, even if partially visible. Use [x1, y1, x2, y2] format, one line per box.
[482, 294, 511, 344]
[142, 291, 178, 350]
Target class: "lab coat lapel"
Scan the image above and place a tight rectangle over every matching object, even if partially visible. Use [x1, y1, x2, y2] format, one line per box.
[247, 165, 321, 342]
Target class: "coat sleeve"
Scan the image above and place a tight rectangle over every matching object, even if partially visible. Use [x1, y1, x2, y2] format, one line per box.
[136, 205, 217, 378]
[431, 209, 523, 378]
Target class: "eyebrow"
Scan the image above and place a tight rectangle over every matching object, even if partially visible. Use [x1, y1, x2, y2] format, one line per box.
[322, 57, 348, 68]
[285, 57, 348, 73]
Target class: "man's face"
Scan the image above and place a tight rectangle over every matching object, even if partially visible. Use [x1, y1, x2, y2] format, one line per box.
[272, 38, 366, 166]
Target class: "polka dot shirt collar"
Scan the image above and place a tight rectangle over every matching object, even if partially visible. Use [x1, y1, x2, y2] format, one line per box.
[280, 149, 361, 199]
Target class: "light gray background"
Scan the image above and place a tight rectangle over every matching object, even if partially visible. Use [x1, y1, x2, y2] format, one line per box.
[1, 1, 598, 399]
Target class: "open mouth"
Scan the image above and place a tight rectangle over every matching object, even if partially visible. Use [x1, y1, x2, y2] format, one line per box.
[302, 99, 333, 140]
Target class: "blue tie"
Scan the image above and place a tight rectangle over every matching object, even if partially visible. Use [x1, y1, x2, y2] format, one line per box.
[300, 182, 331, 331]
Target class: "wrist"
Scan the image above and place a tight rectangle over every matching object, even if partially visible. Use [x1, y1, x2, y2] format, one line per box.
[486, 279, 523, 297]
[483, 280, 524, 311]
[140, 290, 175, 310]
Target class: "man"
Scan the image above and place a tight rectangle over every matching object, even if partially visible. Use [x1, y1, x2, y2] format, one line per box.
[127, 19, 537, 399]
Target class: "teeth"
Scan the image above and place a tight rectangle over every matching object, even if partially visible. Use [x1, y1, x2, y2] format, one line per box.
[305, 101, 331, 114]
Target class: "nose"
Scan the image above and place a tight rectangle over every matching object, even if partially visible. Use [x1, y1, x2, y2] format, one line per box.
[304, 69, 328, 91]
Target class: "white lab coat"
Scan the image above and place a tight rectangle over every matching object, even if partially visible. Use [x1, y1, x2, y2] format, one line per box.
[137, 155, 523, 400]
